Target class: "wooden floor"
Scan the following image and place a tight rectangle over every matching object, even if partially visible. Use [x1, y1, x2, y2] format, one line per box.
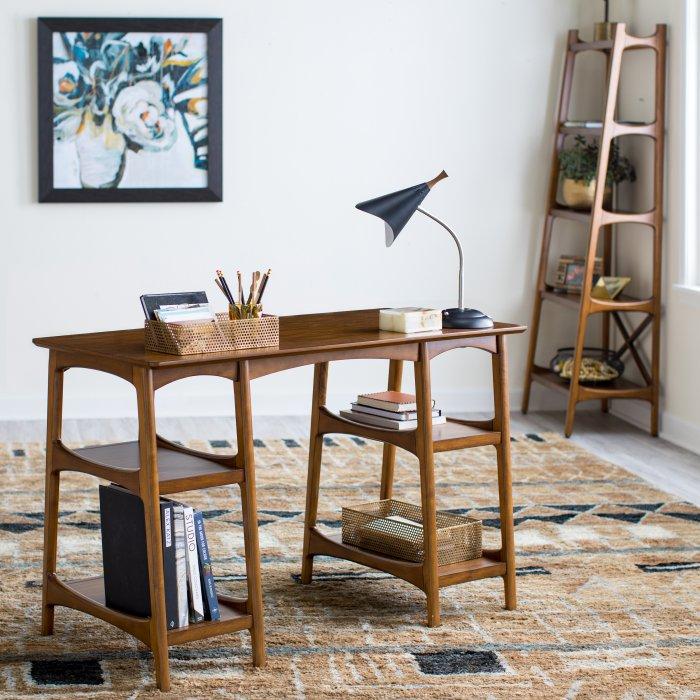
[1, 411, 698, 505]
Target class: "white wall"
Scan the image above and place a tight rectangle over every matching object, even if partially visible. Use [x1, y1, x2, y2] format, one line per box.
[576, 0, 700, 453]
[0, 0, 581, 421]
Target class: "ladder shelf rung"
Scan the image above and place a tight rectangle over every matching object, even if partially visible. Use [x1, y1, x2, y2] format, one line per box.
[570, 39, 613, 53]
[549, 207, 656, 227]
[550, 207, 590, 223]
[541, 288, 654, 314]
[531, 365, 652, 401]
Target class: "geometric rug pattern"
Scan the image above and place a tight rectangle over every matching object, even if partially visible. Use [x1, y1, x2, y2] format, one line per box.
[0, 434, 698, 697]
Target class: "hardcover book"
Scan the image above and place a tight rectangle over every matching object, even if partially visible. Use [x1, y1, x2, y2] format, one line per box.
[99, 484, 180, 628]
[193, 511, 220, 621]
[340, 409, 446, 431]
[356, 391, 435, 412]
[172, 505, 189, 628]
[183, 506, 205, 623]
[350, 402, 441, 422]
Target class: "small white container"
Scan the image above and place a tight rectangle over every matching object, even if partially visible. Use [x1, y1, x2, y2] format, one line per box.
[379, 307, 442, 333]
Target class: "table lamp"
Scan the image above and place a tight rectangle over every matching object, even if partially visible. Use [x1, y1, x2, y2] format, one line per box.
[355, 170, 493, 329]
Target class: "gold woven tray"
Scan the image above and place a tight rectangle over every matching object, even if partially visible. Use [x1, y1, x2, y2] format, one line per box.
[145, 313, 279, 355]
[342, 499, 482, 566]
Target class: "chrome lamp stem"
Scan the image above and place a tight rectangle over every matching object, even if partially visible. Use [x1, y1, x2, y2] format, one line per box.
[417, 207, 464, 309]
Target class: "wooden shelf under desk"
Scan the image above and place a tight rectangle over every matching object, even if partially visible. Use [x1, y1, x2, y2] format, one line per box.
[317, 408, 501, 456]
[52, 440, 244, 494]
[46, 574, 252, 647]
[307, 529, 506, 591]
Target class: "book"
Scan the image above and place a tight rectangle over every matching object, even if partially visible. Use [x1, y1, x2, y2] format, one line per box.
[350, 402, 441, 422]
[160, 500, 179, 630]
[99, 484, 180, 628]
[193, 511, 220, 621]
[356, 391, 435, 412]
[340, 409, 446, 431]
[183, 506, 205, 623]
[140, 291, 208, 320]
[379, 307, 442, 333]
[172, 505, 189, 628]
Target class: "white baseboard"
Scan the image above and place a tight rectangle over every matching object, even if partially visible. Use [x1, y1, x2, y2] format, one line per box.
[612, 401, 700, 455]
[0, 386, 566, 421]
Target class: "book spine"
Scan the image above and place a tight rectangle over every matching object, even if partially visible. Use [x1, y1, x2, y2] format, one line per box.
[160, 501, 179, 630]
[193, 511, 220, 621]
[172, 505, 189, 628]
[183, 506, 205, 623]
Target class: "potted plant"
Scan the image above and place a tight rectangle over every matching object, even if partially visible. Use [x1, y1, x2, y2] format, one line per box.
[558, 135, 636, 209]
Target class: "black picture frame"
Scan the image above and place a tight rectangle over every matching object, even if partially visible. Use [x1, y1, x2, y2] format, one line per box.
[38, 17, 222, 203]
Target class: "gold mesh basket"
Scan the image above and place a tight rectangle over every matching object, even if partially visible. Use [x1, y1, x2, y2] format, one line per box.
[342, 499, 482, 565]
[145, 313, 279, 355]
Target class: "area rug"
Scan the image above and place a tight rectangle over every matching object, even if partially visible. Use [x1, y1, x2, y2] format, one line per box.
[0, 433, 698, 698]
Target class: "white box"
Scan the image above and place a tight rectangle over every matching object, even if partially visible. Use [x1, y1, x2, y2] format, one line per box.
[379, 308, 442, 333]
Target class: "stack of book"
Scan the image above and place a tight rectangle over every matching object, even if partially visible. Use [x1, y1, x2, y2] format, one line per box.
[99, 484, 220, 629]
[340, 391, 446, 431]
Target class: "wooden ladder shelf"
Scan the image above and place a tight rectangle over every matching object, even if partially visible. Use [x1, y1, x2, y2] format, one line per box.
[522, 23, 667, 437]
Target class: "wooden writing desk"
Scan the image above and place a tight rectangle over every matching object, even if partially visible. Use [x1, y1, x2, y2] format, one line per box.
[34, 309, 526, 691]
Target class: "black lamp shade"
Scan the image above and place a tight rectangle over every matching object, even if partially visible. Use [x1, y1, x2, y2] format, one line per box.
[356, 182, 430, 246]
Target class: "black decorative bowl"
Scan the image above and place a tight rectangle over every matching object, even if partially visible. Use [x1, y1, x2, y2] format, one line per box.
[549, 347, 625, 384]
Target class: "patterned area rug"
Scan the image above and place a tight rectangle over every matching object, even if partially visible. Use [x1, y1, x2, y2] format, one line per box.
[0, 433, 698, 698]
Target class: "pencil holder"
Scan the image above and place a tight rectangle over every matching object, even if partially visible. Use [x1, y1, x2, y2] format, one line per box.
[229, 303, 262, 320]
[145, 313, 279, 355]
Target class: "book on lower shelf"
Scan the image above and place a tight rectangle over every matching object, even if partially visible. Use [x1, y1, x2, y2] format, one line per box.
[342, 392, 445, 430]
[99, 484, 220, 628]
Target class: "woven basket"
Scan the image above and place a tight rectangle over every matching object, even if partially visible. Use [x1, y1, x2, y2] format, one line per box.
[342, 499, 482, 565]
[145, 313, 279, 355]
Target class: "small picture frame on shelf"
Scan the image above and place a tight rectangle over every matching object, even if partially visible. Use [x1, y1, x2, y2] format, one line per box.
[553, 255, 603, 293]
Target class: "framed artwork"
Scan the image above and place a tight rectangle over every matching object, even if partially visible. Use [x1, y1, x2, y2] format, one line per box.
[38, 17, 222, 202]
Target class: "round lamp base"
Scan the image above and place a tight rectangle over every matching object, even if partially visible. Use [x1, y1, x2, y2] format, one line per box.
[442, 307, 494, 329]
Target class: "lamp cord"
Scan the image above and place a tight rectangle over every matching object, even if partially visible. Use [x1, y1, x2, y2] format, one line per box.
[416, 207, 464, 310]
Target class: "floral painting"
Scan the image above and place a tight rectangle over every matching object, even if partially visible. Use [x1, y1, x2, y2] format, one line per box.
[38, 18, 222, 202]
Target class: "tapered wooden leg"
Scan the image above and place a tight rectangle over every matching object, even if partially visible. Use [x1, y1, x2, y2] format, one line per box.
[41, 351, 63, 636]
[492, 337, 516, 610]
[301, 363, 329, 584]
[234, 361, 266, 667]
[414, 345, 440, 627]
[601, 224, 613, 414]
[134, 367, 170, 691]
[522, 215, 553, 415]
[380, 360, 403, 499]
[565, 311, 589, 438]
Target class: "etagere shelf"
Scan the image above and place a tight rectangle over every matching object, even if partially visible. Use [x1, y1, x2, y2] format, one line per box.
[522, 23, 667, 437]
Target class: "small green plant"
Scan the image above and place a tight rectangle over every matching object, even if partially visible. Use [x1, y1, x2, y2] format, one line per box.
[559, 135, 636, 186]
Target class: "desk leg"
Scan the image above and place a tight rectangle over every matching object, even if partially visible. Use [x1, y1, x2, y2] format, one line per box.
[301, 362, 329, 584]
[41, 351, 63, 635]
[492, 336, 517, 610]
[234, 361, 266, 667]
[380, 359, 403, 499]
[415, 344, 440, 627]
[135, 367, 170, 691]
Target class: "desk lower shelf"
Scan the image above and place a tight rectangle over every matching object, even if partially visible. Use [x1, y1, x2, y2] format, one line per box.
[318, 408, 501, 456]
[307, 528, 506, 591]
[45, 573, 251, 647]
[52, 440, 244, 494]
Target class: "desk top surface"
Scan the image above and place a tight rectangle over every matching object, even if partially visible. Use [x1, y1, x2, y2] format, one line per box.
[34, 309, 527, 368]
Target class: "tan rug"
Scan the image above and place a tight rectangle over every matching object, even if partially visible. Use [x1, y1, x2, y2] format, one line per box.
[0, 433, 698, 698]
